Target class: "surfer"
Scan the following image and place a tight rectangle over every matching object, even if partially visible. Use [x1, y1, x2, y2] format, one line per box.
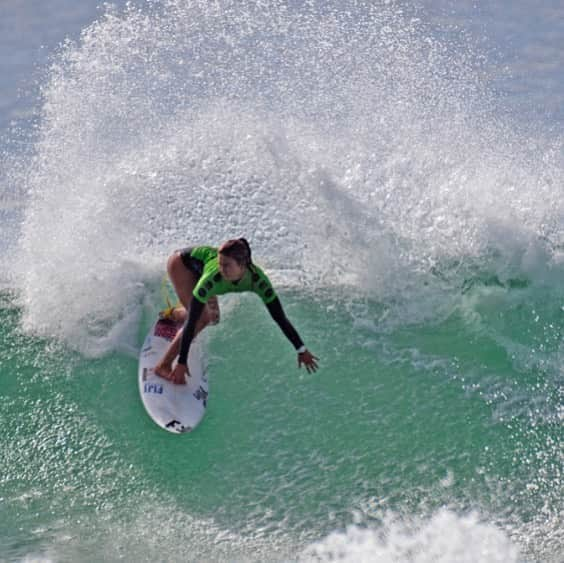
[155, 239, 319, 384]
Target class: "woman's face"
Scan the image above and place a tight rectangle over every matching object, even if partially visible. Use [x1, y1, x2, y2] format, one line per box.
[218, 253, 246, 281]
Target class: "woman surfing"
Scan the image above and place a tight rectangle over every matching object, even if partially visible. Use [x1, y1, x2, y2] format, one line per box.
[155, 238, 319, 384]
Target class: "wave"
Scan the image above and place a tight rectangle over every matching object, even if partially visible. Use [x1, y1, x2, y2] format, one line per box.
[1, 0, 562, 354]
[19, 508, 523, 563]
[302, 509, 520, 563]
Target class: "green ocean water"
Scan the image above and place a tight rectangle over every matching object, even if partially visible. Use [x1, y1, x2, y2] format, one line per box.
[1, 280, 562, 561]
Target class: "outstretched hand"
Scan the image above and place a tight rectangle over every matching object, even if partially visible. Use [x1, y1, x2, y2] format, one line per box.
[298, 350, 319, 373]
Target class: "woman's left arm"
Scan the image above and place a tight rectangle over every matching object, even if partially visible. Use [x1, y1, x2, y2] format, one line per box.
[265, 297, 319, 373]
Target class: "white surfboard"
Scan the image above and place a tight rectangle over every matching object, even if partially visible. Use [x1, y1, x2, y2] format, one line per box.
[138, 317, 209, 433]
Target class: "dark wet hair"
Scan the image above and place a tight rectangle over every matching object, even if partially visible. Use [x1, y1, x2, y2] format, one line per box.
[219, 238, 253, 267]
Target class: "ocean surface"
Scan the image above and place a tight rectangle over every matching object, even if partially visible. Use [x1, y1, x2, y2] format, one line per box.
[0, 1, 562, 561]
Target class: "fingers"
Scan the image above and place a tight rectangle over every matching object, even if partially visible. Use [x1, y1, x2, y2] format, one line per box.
[305, 360, 318, 374]
[298, 353, 320, 374]
[308, 355, 319, 373]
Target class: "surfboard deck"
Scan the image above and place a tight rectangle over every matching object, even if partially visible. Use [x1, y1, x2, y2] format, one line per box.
[138, 316, 209, 434]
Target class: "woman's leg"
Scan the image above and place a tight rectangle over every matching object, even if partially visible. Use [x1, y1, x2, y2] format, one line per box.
[167, 251, 198, 310]
[155, 251, 218, 376]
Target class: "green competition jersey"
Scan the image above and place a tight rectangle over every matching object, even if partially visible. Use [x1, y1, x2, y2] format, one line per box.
[189, 246, 277, 304]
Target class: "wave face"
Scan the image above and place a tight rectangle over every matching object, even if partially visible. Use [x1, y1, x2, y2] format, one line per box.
[1, 1, 563, 562]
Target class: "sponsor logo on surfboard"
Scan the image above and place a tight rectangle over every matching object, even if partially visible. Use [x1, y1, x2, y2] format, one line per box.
[144, 382, 164, 394]
[193, 385, 208, 407]
[154, 320, 178, 341]
[165, 420, 192, 433]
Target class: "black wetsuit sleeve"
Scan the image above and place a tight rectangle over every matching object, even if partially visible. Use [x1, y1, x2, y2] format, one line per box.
[265, 297, 304, 351]
[178, 298, 205, 365]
